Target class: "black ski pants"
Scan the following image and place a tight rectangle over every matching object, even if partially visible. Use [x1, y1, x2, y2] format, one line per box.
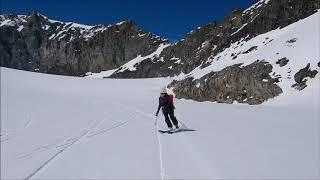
[163, 110, 178, 128]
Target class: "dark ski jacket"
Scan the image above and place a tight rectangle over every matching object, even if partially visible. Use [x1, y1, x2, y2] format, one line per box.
[156, 94, 173, 114]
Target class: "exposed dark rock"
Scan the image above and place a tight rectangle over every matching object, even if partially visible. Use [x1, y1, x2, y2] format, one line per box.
[318, 61, 320, 67]
[243, 46, 258, 54]
[263, 38, 274, 45]
[168, 61, 282, 105]
[286, 38, 297, 43]
[294, 63, 318, 83]
[292, 80, 308, 90]
[276, 57, 289, 67]
[292, 63, 318, 90]
[229, 46, 258, 60]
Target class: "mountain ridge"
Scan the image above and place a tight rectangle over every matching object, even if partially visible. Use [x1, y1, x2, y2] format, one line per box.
[0, 11, 168, 76]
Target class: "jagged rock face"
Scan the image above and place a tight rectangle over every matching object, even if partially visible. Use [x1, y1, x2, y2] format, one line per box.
[226, 0, 320, 41]
[168, 61, 283, 105]
[110, 22, 217, 78]
[0, 12, 166, 75]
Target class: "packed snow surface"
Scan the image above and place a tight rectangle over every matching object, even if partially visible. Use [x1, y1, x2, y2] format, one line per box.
[1, 67, 319, 179]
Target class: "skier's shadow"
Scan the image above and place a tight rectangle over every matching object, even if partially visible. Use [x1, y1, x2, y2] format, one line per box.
[174, 128, 196, 133]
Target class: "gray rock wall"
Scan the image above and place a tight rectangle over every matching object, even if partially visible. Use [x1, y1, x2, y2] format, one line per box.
[168, 61, 283, 105]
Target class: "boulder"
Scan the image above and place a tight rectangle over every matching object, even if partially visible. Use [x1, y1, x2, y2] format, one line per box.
[276, 57, 289, 67]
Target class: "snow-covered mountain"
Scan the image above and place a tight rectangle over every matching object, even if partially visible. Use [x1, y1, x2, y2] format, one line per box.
[106, 0, 320, 105]
[0, 0, 319, 105]
[0, 12, 167, 75]
[1, 67, 319, 179]
[107, 0, 320, 78]
[169, 10, 320, 104]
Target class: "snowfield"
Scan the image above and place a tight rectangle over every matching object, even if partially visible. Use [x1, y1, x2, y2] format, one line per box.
[1, 67, 319, 179]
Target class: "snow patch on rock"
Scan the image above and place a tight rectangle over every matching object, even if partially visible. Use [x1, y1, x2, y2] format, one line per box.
[117, 43, 170, 72]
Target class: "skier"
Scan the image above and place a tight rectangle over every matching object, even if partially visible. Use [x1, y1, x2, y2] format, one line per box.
[155, 88, 179, 131]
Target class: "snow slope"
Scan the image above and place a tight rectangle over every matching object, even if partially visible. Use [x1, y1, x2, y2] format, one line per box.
[1, 67, 319, 179]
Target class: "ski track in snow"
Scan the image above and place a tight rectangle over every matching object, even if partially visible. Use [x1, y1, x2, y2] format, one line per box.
[157, 117, 215, 179]
[113, 101, 205, 179]
[23, 119, 32, 128]
[113, 101, 167, 179]
[24, 130, 88, 180]
[1, 118, 32, 143]
[156, 116, 166, 180]
[86, 121, 128, 138]
[21, 114, 129, 180]
[111, 101, 198, 179]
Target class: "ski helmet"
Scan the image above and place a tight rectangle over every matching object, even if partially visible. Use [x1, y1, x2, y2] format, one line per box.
[160, 87, 167, 94]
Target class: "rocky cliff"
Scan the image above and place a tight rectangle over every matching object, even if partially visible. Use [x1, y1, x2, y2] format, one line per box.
[0, 12, 167, 76]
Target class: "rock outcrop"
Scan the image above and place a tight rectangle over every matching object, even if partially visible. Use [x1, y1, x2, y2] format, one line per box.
[276, 57, 289, 67]
[292, 63, 318, 90]
[168, 61, 283, 105]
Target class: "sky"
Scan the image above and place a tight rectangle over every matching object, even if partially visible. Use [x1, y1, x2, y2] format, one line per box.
[1, 0, 256, 42]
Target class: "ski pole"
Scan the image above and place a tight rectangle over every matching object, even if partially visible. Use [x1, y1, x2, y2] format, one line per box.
[154, 116, 158, 126]
[177, 119, 188, 129]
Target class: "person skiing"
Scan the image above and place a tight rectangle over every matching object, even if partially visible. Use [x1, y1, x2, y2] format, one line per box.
[155, 88, 179, 130]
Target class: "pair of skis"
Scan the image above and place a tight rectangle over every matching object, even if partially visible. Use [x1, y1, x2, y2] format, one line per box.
[158, 128, 196, 134]
[155, 116, 196, 134]
[158, 129, 178, 134]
